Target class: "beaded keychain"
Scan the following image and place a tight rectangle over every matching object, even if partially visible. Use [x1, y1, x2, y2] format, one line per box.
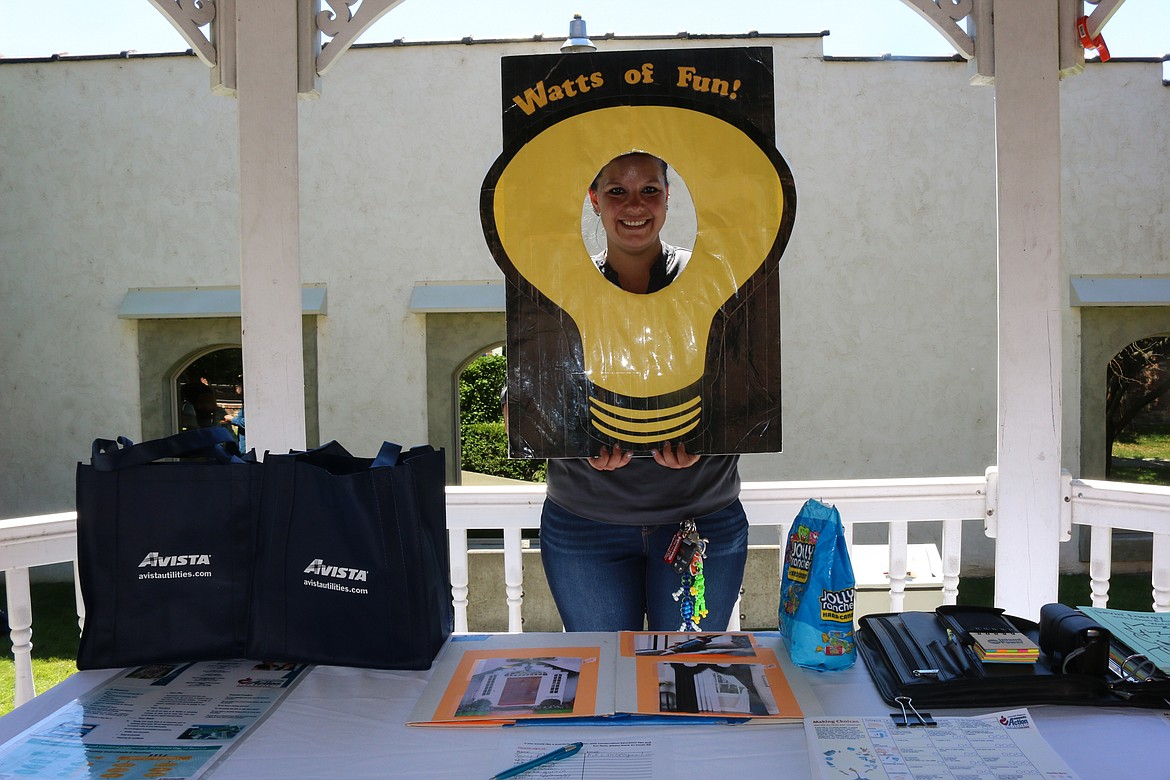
[664, 520, 709, 631]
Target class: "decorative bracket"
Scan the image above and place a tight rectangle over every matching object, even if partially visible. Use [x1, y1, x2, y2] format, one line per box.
[899, 0, 995, 83]
[317, 0, 409, 76]
[899, 0, 1129, 84]
[899, 0, 976, 59]
[146, 0, 217, 67]
[1082, 0, 1127, 40]
[147, 0, 408, 98]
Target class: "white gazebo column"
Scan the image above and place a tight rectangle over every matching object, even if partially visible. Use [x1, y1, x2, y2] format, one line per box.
[991, 1, 1064, 617]
[235, 0, 308, 455]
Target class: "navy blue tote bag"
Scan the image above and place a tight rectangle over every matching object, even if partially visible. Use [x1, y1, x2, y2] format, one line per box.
[248, 442, 451, 670]
[76, 428, 259, 669]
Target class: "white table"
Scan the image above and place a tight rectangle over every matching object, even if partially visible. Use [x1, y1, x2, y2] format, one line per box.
[1, 641, 1167, 779]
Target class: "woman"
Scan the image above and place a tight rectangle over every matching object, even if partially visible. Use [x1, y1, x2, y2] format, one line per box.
[536, 151, 748, 632]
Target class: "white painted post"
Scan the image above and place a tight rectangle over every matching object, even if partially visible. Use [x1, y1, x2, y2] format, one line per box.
[236, 0, 308, 456]
[448, 528, 469, 632]
[887, 521, 909, 613]
[502, 528, 524, 632]
[941, 518, 962, 605]
[1089, 524, 1112, 607]
[991, 1, 1064, 618]
[74, 560, 85, 636]
[1153, 532, 1170, 612]
[5, 567, 35, 706]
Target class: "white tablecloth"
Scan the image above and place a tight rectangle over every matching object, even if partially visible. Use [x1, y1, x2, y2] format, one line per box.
[1, 645, 1167, 779]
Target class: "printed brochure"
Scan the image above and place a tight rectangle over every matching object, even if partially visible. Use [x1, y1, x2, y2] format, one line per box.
[0, 659, 308, 779]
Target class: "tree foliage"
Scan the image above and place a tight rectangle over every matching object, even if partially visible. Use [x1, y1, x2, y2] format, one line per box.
[1106, 336, 1170, 476]
[459, 353, 506, 425]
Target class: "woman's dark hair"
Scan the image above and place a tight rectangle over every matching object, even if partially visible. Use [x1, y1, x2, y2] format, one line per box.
[589, 152, 669, 193]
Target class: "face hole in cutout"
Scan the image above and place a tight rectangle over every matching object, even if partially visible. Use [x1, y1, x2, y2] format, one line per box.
[581, 157, 697, 272]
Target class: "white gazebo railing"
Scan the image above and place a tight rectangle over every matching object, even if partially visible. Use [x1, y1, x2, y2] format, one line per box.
[445, 476, 987, 634]
[3, 475, 1169, 708]
[1070, 479, 1170, 609]
[0, 512, 85, 707]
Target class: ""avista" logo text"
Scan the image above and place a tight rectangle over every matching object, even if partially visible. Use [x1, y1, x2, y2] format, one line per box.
[138, 552, 212, 567]
[303, 559, 368, 581]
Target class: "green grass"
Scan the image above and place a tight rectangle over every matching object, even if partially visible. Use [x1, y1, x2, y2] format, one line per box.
[957, 572, 1157, 613]
[1111, 427, 1170, 486]
[1113, 429, 1170, 462]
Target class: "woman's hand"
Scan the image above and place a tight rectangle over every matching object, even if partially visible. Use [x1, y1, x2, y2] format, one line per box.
[588, 444, 633, 471]
[652, 441, 700, 469]
[587, 442, 700, 471]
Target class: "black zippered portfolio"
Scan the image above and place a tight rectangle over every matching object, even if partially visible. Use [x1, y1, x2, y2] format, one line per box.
[857, 605, 1170, 709]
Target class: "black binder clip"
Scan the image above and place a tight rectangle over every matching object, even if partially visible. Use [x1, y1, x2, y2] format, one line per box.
[891, 696, 936, 727]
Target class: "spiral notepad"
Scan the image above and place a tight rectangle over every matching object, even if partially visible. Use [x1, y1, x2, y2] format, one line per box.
[969, 632, 1040, 663]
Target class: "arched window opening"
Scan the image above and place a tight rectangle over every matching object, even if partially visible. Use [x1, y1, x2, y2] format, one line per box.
[174, 347, 245, 448]
[1106, 336, 1170, 484]
[457, 346, 545, 486]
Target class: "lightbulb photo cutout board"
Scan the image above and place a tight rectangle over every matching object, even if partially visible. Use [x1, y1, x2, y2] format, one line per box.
[482, 47, 796, 458]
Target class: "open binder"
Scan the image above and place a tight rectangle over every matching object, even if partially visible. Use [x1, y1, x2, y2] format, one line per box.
[857, 605, 1170, 709]
[407, 631, 807, 726]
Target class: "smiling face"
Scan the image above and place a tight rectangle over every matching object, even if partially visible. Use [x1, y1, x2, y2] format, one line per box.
[588, 153, 670, 262]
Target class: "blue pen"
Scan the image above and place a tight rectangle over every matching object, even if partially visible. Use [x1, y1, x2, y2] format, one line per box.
[488, 742, 583, 780]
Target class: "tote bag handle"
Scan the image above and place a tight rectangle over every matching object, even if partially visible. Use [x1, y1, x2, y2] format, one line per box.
[274, 440, 403, 471]
[91, 427, 245, 471]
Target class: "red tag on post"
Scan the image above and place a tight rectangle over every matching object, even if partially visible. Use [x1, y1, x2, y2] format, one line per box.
[1076, 15, 1111, 62]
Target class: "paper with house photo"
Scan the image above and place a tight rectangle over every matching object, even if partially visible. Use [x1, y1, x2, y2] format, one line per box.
[428, 646, 603, 725]
[408, 631, 804, 727]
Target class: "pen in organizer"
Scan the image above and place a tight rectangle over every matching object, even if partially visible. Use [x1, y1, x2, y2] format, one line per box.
[488, 742, 583, 780]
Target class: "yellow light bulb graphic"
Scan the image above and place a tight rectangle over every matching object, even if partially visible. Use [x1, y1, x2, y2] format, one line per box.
[492, 105, 788, 448]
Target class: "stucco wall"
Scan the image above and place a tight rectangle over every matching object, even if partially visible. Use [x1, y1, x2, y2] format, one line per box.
[1, 55, 239, 516]
[1, 36, 1167, 575]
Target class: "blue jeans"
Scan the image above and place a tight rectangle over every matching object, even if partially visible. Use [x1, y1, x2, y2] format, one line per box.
[539, 498, 749, 632]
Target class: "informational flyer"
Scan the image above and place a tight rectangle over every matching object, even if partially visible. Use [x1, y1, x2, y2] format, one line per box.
[805, 709, 1079, 780]
[0, 659, 309, 779]
[1079, 606, 1170, 675]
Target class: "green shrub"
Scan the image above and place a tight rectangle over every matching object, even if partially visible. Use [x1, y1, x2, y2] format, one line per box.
[461, 421, 546, 483]
[458, 353, 547, 482]
[460, 354, 506, 425]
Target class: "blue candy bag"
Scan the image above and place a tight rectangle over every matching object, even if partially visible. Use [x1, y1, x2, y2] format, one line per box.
[778, 499, 856, 670]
